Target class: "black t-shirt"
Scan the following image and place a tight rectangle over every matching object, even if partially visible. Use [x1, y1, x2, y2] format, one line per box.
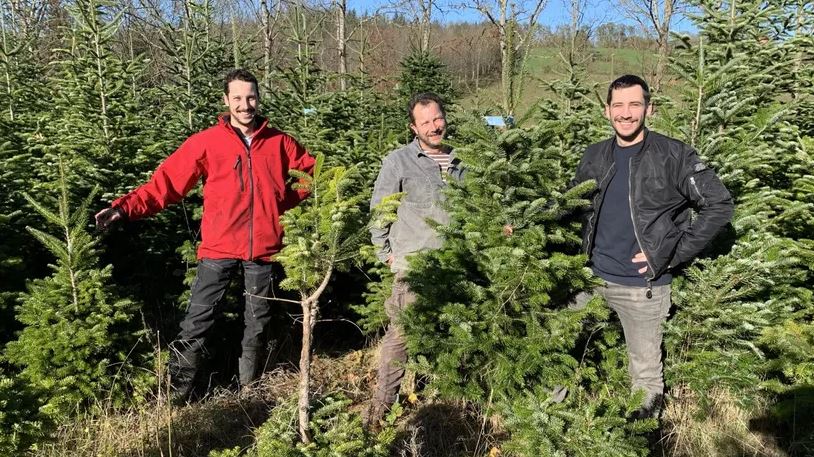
[590, 141, 672, 286]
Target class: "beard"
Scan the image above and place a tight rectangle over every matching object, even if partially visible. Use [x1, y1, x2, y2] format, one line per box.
[418, 130, 445, 149]
[613, 118, 646, 144]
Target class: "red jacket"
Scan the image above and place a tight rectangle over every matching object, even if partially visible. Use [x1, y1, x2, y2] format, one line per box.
[113, 116, 315, 261]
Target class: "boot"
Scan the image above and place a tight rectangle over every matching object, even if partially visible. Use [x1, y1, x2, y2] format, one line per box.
[238, 348, 263, 388]
[167, 343, 201, 405]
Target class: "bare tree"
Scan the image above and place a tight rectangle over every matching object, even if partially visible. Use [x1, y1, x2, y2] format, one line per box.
[350, 14, 384, 77]
[469, 0, 548, 115]
[416, 0, 433, 52]
[334, 0, 347, 88]
[383, 0, 446, 52]
[791, 0, 813, 99]
[618, 0, 682, 91]
[565, 0, 592, 61]
[328, 1, 384, 89]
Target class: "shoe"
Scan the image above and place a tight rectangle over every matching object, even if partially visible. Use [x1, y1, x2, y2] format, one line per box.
[632, 394, 664, 420]
[238, 348, 265, 388]
[167, 342, 201, 406]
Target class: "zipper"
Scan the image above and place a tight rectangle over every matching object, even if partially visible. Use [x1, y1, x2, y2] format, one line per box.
[233, 156, 244, 192]
[629, 158, 656, 295]
[689, 176, 706, 205]
[246, 144, 254, 260]
[230, 126, 255, 260]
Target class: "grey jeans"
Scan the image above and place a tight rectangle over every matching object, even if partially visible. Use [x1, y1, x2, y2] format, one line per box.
[371, 274, 417, 417]
[572, 281, 671, 410]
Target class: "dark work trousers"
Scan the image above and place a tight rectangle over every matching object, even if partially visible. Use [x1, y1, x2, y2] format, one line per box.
[169, 258, 275, 389]
[371, 273, 417, 419]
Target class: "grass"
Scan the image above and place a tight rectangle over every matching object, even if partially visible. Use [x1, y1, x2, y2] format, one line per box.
[460, 45, 669, 118]
[662, 387, 786, 457]
[30, 346, 505, 457]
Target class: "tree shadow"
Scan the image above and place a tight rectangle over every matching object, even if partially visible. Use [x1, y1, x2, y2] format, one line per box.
[389, 402, 505, 457]
[748, 385, 814, 457]
[120, 396, 273, 457]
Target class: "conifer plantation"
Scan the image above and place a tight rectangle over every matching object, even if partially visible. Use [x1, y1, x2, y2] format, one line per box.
[0, 0, 811, 456]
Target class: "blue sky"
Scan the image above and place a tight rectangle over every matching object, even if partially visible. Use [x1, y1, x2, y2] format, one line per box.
[351, 0, 696, 34]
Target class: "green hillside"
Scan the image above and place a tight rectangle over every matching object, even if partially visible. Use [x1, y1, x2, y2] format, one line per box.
[461, 46, 663, 116]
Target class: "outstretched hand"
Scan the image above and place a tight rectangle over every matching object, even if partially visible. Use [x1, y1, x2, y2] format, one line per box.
[95, 207, 123, 230]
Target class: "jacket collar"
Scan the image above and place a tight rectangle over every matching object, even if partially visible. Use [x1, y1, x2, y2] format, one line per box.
[409, 137, 455, 158]
[601, 127, 651, 159]
[218, 114, 270, 136]
[607, 127, 650, 149]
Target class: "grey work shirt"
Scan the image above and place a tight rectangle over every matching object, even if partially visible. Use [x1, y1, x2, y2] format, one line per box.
[370, 139, 465, 272]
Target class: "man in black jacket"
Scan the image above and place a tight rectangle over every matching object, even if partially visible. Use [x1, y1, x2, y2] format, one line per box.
[571, 75, 733, 417]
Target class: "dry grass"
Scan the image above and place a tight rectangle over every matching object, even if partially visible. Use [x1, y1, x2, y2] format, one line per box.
[29, 346, 507, 457]
[662, 386, 786, 457]
[34, 377, 275, 457]
[390, 400, 506, 457]
[31, 349, 378, 457]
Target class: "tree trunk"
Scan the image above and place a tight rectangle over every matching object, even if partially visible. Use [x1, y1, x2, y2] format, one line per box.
[420, 0, 433, 52]
[653, 0, 673, 93]
[792, 0, 804, 99]
[498, 0, 513, 115]
[261, 0, 274, 90]
[653, 32, 668, 92]
[0, 0, 13, 121]
[90, 0, 110, 142]
[230, 3, 240, 68]
[297, 265, 333, 444]
[335, 0, 347, 90]
[297, 296, 316, 443]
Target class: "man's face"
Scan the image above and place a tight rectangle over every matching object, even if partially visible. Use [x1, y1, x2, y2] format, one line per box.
[223, 80, 259, 130]
[410, 101, 447, 150]
[604, 85, 651, 145]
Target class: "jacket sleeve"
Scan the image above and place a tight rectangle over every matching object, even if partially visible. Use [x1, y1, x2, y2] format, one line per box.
[369, 157, 400, 263]
[283, 134, 316, 202]
[670, 147, 734, 267]
[112, 136, 206, 220]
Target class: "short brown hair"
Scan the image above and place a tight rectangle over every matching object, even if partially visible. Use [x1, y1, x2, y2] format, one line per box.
[408, 92, 446, 124]
[607, 75, 650, 105]
[224, 69, 259, 95]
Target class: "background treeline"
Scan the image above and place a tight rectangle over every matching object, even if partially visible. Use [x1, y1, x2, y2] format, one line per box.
[0, 0, 812, 456]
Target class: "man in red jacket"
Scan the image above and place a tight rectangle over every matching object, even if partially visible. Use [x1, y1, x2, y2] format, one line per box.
[95, 69, 315, 402]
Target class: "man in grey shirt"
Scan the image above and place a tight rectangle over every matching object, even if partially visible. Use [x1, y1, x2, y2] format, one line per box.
[368, 92, 464, 425]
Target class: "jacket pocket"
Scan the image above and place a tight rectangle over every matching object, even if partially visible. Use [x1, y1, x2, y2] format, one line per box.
[402, 176, 433, 207]
[233, 155, 244, 192]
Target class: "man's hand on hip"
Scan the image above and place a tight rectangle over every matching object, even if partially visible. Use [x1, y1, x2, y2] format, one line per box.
[632, 251, 648, 274]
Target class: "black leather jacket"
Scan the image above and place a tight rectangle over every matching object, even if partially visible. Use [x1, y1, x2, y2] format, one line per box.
[574, 129, 734, 281]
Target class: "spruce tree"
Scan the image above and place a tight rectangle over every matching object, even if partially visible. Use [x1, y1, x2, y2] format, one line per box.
[0, 118, 34, 345]
[0, 4, 56, 347]
[275, 155, 368, 443]
[401, 115, 650, 455]
[3, 160, 151, 416]
[31, 0, 154, 199]
[397, 50, 456, 108]
[535, 57, 607, 169]
[155, 0, 231, 140]
[0, 369, 52, 455]
[657, 0, 814, 453]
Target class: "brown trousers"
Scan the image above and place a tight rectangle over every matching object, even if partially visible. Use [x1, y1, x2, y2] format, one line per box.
[371, 275, 416, 417]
